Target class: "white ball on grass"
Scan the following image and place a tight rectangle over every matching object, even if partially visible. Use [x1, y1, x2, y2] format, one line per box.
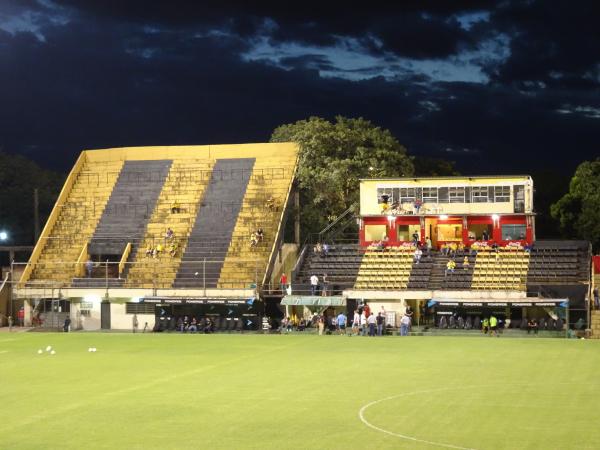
[88, 347, 93, 352]
[50, 350, 56, 355]
[37, 349, 43, 354]
[46, 346, 52, 352]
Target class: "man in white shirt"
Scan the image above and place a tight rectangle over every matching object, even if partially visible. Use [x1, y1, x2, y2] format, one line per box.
[310, 274, 319, 295]
[352, 310, 360, 336]
[367, 313, 377, 336]
[360, 311, 367, 336]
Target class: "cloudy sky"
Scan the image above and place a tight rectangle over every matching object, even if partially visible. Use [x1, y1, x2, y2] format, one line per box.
[1, 0, 599, 174]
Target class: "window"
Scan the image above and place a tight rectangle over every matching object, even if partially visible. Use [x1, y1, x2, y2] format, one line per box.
[126, 303, 155, 314]
[448, 187, 465, 203]
[422, 187, 438, 203]
[400, 188, 416, 203]
[376, 188, 393, 203]
[365, 225, 387, 242]
[471, 186, 488, 203]
[501, 224, 526, 241]
[495, 186, 510, 202]
[397, 224, 421, 241]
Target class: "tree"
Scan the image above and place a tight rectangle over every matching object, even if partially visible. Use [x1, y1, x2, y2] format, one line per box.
[270, 116, 414, 239]
[550, 159, 600, 250]
[0, 150, 64, 248]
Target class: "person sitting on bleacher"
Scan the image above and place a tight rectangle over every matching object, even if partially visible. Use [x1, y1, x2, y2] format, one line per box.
[168, 241, 178, 257]
[462, 255, 470, 270]
[145, 245, 153, 258]
[256, 228, 264, 242]
[413, 247, 422, 264]
[314, 242, 322, 254]
[266, 196, 276, 211]
[445, 259, 456, 276]
[171, 201, 181, 214]
[153, 243, 163, 258]
[250, 232, 258, 248]
[165, 228, 174, 240]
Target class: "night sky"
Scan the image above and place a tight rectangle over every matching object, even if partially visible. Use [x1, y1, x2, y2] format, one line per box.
[1, 1, 599, 174]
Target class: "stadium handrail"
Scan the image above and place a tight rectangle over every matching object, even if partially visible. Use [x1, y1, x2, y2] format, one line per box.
[19, 151, 87, 287]
[75, 242, 88, 277]
[119, 243, 132, 278]
[260, 158, 299, 290]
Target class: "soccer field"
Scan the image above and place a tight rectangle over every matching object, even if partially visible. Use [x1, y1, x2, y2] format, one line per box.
[1, 332, 599, 450]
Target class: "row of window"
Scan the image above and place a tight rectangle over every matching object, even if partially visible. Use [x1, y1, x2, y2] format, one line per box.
[377, 186, 512, 204]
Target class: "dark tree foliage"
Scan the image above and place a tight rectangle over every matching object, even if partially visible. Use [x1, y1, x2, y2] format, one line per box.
[0, 150, 64, 247]
[551, 159, 600, 250]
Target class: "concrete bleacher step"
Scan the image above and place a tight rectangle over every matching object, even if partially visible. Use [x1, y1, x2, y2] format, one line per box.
[174, 158, 256, 288]
[88, 160, 172, 256]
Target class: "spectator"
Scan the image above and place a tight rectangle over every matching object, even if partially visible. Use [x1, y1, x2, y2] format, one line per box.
[266, 196, 276, 211]
[85, 259, 93, 278]
[482, 230, 489, 241]
[413, 247, 423, 264]
[171, 201, 181, 213]
[250, 232, 258, 248]
[412, 231, 420, 246]
[280, 273, 288, 294]
[63, 316, 71, 332]
[17, 307, 24, 327]
[336, 312, 347, 335]
[322, 243, 330, 256]
[132, 314, 138, 333]
[414, 198, 422, 214]
[368, 313, 376, 336]
[425, 237, 432, 254]
[318, 315, 325, 335]
[168, 242, 178, 257]
[145, 245, 153, 258]
[462, 256, 470, 271]
[400, 314, 411, 336]
[594, 288, 599, 310]
[314, 242, 323, 255]
[376, 313, 385, 336]
[188, 317, 198, 333]
[154, 243, 163, 258]
[256, 228, 264, 242]
[445, 259, 456, 276]
[165, 228, 174, 240]
[527, 318, 538, 334]
[322, 273, 329, 296]
[360, 310, 368, 336]
[310, 274, 319, 295]
[352, 310, 360, 335]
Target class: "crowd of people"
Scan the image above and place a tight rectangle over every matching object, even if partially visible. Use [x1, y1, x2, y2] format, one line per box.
[279, 304, 415, 337]
[144, 227, 179, 258]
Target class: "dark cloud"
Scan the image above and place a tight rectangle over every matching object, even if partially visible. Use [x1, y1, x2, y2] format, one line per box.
[0, 0, 598, 178]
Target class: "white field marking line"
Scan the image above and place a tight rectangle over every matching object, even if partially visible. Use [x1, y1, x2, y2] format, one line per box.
[358, 382, 586, 450]
[0, 336, 316, 433]
[359, 387, 477, 450]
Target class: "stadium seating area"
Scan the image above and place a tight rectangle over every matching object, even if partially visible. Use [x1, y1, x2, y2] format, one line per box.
[354, 246, 415, 290]
[526, 241, 590, 284]
[295, 244, 363, 294]
[23, 144, 298, 290]
[29, 159, 124, 284]
[471, 247, 529, 290]
[126, 159, 215, 288]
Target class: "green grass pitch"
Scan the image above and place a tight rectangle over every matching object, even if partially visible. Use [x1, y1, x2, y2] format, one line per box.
[1, 332, 599, 449]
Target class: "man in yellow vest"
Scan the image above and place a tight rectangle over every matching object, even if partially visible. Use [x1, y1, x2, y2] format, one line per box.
[489, 314, 499, 337]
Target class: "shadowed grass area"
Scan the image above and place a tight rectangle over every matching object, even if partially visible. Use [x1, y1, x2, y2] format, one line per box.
[1, 333, 599, 449]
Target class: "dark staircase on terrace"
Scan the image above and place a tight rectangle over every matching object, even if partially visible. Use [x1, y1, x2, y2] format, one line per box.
[72, 160, 172, 287]
[88, 160, 172, 256]
[173, 158, 255, 288]
[294, 244, 363, 295]
[423, 250, 475, 291]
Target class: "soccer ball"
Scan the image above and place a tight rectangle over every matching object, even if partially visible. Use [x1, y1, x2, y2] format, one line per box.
[92, 347, 97, 352]
[37, 349, 43, 354]
[50, 350, 56, 355]
[46, 345, 52, 352]
[88, 347, 93, 352]
[194, 272, 199, 276]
